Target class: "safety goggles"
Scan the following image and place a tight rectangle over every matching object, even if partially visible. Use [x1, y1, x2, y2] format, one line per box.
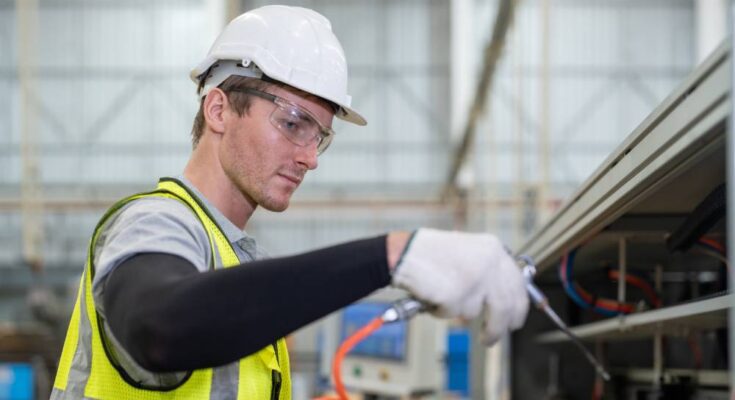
[227, 88, 335, 155]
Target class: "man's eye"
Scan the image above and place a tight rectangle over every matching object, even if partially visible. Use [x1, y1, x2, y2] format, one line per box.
[278, 117, 302, 132]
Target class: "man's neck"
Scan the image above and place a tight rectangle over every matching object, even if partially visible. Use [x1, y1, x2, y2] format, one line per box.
[183, 149, 256, 230]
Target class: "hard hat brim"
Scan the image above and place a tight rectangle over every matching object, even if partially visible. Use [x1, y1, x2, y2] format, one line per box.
[335, 105, 367, 126]
[191, 61, 367, 127]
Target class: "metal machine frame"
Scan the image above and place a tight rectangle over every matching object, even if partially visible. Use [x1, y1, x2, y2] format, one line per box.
[517, 41, 732, 398]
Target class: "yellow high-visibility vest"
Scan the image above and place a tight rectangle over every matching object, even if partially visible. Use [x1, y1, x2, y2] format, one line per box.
[52, 178, 291, 399]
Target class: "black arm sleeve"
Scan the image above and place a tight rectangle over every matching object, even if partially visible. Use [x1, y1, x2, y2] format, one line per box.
[102, 235, 391, 373]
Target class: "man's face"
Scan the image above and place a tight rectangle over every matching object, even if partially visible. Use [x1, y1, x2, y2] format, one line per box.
[219, 85, 335, 212]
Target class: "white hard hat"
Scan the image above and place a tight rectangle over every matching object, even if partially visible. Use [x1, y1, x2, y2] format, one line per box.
[191, 5, 366, 126]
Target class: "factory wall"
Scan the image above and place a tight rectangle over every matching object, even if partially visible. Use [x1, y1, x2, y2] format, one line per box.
[0, 0, 707, 398]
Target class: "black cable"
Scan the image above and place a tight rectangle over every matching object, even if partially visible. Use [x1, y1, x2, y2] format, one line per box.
[666, 184, 726, 252]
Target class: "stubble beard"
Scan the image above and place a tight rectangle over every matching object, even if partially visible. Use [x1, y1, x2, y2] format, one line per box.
[236, 174, 292, 212]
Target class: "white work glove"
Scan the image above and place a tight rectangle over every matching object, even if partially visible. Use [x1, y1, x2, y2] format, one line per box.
[392, 228, 529, 346]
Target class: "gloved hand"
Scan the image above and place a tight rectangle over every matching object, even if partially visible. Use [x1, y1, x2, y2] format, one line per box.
[391, 228, 529, 345]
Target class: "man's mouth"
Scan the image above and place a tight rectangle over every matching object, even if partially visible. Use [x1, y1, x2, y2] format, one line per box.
[279, 173, 302, 186]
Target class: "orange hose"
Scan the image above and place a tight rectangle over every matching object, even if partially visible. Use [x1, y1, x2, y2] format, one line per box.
[573, 282, 635, 313]
[699, 237, 726, 253]
[608, 269, 662, 308]
[314, 316, 385, 400]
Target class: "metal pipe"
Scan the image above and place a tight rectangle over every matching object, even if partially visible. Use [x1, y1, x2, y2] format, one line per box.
[443, 0, 516, 200]
[0, 196, 559, 212]
[653, 264, 663, 389]
[727, 1, 735, 394]
[618, 237, 627, 314]
[539, 0, 551, 222]
[695, 0, 728, 64]
[16, 0, 44, 270]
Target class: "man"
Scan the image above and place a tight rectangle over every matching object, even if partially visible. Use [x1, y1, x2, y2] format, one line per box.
[52, 5, 529, 399]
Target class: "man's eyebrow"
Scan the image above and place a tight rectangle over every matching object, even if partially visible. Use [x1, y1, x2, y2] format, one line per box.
[290, 105, 319, 124]
[297, 113, 312, 123]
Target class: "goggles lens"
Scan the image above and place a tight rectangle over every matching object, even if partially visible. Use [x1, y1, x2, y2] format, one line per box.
[227, 88, 334, 155]
[270, 99, 333, 155]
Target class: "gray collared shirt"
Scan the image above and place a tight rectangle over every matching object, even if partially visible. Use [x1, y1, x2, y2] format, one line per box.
[91, 176, 267, 388]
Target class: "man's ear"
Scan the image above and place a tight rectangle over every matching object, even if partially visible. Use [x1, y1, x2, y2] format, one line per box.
[203, 88, 228, 134]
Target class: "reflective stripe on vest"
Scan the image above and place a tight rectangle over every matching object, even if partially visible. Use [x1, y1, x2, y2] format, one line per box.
[52, 178, 290, 399]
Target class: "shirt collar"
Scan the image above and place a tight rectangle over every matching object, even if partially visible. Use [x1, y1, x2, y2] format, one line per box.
[176, 175, 251, 244]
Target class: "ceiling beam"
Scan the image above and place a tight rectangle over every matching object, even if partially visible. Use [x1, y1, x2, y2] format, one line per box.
[443, 0, 516, 200]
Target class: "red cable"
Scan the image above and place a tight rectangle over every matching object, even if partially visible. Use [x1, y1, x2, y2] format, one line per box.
[699, 237, 726, 253]
[561, 250, 635, 313]
[574, 282, 634, 314]
[314, 317, 385, 400]
[573, 282, 635, 313]
[687, 333, 703, 369]
[592, 377, 604, 400]
[608, 270, 662, 308]
[562, 249, 661, 313]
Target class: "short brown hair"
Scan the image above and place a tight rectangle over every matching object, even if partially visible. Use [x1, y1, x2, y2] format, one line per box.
[190, 75, 288, 148]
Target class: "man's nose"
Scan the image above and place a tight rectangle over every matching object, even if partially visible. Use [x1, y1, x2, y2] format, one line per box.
[295, 140, 319, 170]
